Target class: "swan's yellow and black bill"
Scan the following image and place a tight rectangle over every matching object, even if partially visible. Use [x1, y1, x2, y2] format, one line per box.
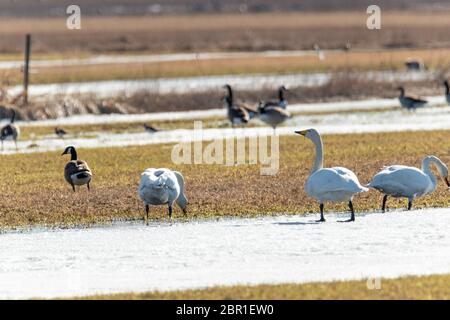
[295, 130, 308, 136]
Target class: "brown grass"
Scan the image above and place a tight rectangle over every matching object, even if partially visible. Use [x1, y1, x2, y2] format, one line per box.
[81, 274, 450, 300]
[1, 130, 450, 229]
[1, 12, 450, 54]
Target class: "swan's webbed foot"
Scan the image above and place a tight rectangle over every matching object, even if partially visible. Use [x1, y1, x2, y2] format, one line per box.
[317, 203, 325, 222]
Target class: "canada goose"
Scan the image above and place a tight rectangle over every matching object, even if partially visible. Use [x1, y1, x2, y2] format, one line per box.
[368, 156, 450, 212]
[223, 95, 249, 127]
[296, 129, 368, 222]
[260, 86, 288, 109]
[444, 80, 450, 106]
[258, 104, 291, 134]
[223, 84, 258, 119]
[1, 109, 20, 151]
[405, 59, 425, 71]
[397, 86, 427, 110]
[55, 127, 67, 138]
[138, 168, 188, 223]
[61, 146, 92, 192]
[143, 124, 158, 133]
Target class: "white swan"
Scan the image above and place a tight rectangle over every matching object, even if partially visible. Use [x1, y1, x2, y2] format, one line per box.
[138, 168, 188, 223]
[296, 129, 368, 222]
[367, 156, 450, 212]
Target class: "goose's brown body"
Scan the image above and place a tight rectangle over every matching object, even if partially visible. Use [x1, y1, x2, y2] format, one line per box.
[62, 146, 92, 191]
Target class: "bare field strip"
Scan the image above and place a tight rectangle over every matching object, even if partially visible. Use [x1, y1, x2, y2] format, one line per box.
[82, 274, 450, 300]
[2, 48, 450, 85]
[1, 12, 450, 53]
[1, 130, 450, 229]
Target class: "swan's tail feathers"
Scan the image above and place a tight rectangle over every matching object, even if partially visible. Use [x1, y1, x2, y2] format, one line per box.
[360, 186, 369, 192]
[173, 171, 188, 212]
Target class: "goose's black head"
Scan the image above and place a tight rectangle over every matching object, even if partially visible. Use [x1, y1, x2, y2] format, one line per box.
[396, 86, 405, 96]
[61, 146, 77, 160]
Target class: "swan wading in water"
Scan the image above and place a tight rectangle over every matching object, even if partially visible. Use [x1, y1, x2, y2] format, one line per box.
[367, 156, 450, 212]
[138, 168, 188, 224]
[296, 129, 368, 222]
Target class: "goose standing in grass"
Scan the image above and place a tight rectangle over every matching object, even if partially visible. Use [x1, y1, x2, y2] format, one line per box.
[397, 86, 427, 110]
[223, 95, 249, 127]
[223, 84, 258, 119]
[138, 168, 188, 223]
[1, 109, 20, 151]
[55, 127, 67, 138]
[61, 146, 92, 192]
[258, 103, 291, 134]
[444, 80, 450, 106]
[260, 86, 288, 109]
[367, 156, 450, 212]
[143, 124, 158, 133]
[296, 129, 368, 222]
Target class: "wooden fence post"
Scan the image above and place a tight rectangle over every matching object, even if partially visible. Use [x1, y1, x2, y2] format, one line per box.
[23, 34, 31, 105]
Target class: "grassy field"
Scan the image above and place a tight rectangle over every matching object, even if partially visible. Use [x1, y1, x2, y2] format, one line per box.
[2, 48, 450, 85]
[1, 11, 450, 54]
[1, 129, 450, 229]
[80, 274, 450, 299]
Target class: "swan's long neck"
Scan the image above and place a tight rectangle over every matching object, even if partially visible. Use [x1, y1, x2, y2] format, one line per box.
[445, 81, 449, 95]
[310, 134, 324, 173]
[398, 88, 405, 97]
[422, 157, 442, 191]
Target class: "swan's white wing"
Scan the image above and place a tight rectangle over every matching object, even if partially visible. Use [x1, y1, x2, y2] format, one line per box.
[306, 167, 367, 195]
[369, 165, 430, 197]
[138, 168, 180, 204]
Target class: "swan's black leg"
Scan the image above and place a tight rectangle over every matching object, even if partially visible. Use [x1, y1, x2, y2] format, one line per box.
[381, 195, 388, 213]
[87, 182, 90, 191]
[168, 205, 173, 218]
[145, 205, 149, 225]
[316, 203, 325, 222]
[71, 183, 75, 192]
[407, 200, 412, 211]
[339, 201, 355, 222]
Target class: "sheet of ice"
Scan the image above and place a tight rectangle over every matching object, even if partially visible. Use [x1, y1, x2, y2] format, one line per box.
[3, 102, 450, 155]
[0, 209, 448, 299]
[6, 70, 434, 98]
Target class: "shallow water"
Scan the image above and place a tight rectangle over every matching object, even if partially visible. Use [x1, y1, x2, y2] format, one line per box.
[0, 209, 449, 299]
